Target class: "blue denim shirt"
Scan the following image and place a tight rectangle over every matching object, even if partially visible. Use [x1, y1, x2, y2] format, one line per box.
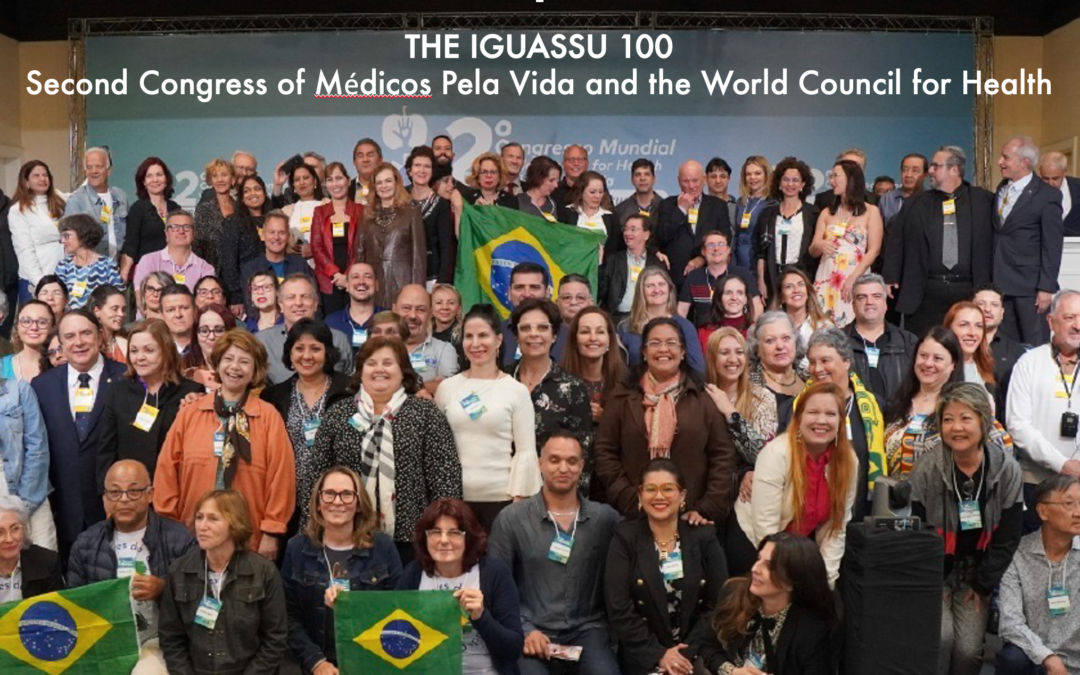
[281, 532, 402, 670]
[0, 377, 49, 509]
[63, 184, 129, 257]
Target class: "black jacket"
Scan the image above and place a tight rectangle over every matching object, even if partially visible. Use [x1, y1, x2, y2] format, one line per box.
[604, 519, 727, 675]
[753, 201, 820, 299]
[1064, 176, 1080, 237]
[992, 175, 1064, 297]
[843, 321, 918, 403]
[655, 194, 732, 290]
[598, 249, 663, 316]
[20, 544, 65, 599]
[122, 198, 179, 265]
[67, 511, 197, 587]
[219, 214, 266, 305]
[0, 189, 17, 291]
[97, 377, 206, 488]
[699, 596, 832, 675]
[259, 372, 355, 425]
[991, 331, 1028, 425]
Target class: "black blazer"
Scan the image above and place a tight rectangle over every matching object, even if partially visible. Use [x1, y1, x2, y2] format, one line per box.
[463, 188, 518, 211]
[699, 594, 832, 675]
[604, 519, 728, 675]
[753, 201, 820, 300]
[122, 198, 179, 265]
[259, 372, 355, 425]
[655, 194, 732, 290]
[96, 376, 206, 488]
[813, 188, 878, 211]
[599, 249, 663, 317]
[882, 184, 995, 315]
[560, 209, 623, 264]
[992, 175, 1064, 297]
[20, 544, 65, 599]
[1064, 176, 1080, 237]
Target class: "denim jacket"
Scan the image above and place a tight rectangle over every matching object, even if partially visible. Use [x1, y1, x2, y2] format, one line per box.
[63, 184, 129, 256]
[0, 377, 49, 509]
[281, 532, 402, 672]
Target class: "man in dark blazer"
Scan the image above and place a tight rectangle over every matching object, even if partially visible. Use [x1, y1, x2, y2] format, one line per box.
[654, 160, 732, 291]
[1037, 151, 1080, 237]
[993, 136, 1064, 345]
[883, 145, 994, 338]
[32, 310, 126, 559]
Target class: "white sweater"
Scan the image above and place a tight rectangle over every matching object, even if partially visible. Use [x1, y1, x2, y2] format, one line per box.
[9, 196, 64, 286]
[434, 372, 540, 502]
[1006, 344, 1080, 483]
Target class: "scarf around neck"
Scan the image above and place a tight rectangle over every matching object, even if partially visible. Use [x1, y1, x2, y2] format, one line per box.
[641, 372, 683, 458]
[354, 387, 409, 539]
[214, 390, 252, 488]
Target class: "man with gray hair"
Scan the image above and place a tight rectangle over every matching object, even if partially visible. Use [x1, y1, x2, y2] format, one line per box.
[843, 272, 917, 401]
[655, 159, 732, 290]
[1038, 150, 1080, 237]
[63, 146, 129, 270]
[994, 135, 1063, 346]
[257, 273, 353, 384]
[883, 145, 995, 337]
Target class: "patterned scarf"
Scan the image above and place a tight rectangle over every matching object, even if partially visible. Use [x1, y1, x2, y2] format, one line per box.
[354, 387, 408, 538]
[214, 390, 252, 489]
[641, 372, 683, 458]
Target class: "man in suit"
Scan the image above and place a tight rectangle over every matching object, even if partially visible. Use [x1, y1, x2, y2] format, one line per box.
[1038, 151, 1080, 237]
[883, 145, 995, 338]
[655, 160, 732, 291]
[347, 138, 382, 205]
[993, 136, 1064, 346]
[813, 148, 879, 212]
[32, 310, 126, 559]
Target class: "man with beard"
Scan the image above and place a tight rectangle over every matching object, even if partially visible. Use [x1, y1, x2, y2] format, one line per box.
[974, 282, 1029, 423]
[324, 262, 383, 355]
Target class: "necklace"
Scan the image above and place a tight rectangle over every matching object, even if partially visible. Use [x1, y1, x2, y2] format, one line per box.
[764, 369, 797, 387]
[549, 510, 577, 516]
[654, 533, 679, 561]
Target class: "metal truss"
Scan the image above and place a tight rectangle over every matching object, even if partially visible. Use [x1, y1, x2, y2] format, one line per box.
[67, 12, 995, 186]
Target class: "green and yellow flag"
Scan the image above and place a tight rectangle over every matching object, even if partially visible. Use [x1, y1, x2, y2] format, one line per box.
[335, 590, 461, 674]
[0, 578, 138, 675]
[455, 203, 606, 317]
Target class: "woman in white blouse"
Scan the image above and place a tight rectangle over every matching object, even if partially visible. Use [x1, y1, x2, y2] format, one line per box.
[434, 304, 539, 532]
[9, 161, 67, 302]
[563, 170, 619, 264]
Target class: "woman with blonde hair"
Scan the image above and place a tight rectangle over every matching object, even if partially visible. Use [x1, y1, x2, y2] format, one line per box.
[616, 265, 704, 372]
[464, 151, 517, 209]
[357, 162, 426, 308]
[192, 158, 237, 269]
[733, 156, 777, 270]
[431, 283, 463, 344]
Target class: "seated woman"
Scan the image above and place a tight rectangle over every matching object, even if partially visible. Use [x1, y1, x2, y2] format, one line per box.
[158, 490, 287, 675]
[599, 213, 663, 323]
[283, 466, 401, 673]
[0, 357, 55, 549]
[944, 301, 997, 400]
[617, 266, 705, 372]
[244, 271, 284, 333]
[702, 532, 835, 675]
[54, 214, 124, 310]
[561, 306, 627, 425]
[909, 382, 1023, 675]
[595, 317, 737, 523]
[137, 270, 173, 322]
[184, 304, 238, 391]
[0, 299, 54, 382]
[771, 267, 830, 351]
[605, 458, 727, 675]
[0, 496, 63, 599]
[89, 284, 128, 363]
[698, 274, 755, 346]
[35, 274, 68, 323]
[398, 497, 524, 675]
[730, 382, 858, 586]
[97, 319, 204, 484]
[193, 275, 228, 312]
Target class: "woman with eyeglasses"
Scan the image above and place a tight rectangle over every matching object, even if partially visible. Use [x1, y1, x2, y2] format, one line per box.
[193, 275, 227, 312]
[192, 158, 237, 269]
[605, 458, 727, 675]
[283, 466, 401, 674]
[137, 270, 173, 322]
[909, 382, 1023, 675]
[754, 157, 819, 303]
[0, 496, 63, 600]
[220, 174, 269, 317]
[54, 214, 124, 310]
[465, 152, 518, 209]
[97, 319, 203, 484]
[397, 497, 525, 675]
[0, 300, 54, 382]
[244, 271, 284, 333]
[41, 328, 65, 371]
[89, 285, 129, 363]
[35, 274, 69, 322]
[184, 304, 237, 391]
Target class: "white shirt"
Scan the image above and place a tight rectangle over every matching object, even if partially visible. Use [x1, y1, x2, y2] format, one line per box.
[115, 527, 158, 646]
[0, 563, 22, 603]
[1061, 181, 1073, 220]
[1007, 344, 1080, 483]
[1000, 172, 1034, 222]
[96, 191, 118, 258]
[68, 356, 105, 419]
[775, 213, 805, 265]
[8, 195, 64, 286]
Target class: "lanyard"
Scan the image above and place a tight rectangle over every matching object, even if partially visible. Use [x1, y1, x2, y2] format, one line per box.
[952, 461, 984, 503]
[1055, 351, 1080, 410]
[324, 550, 349, 581]
[1048, 555, 1069, 594]
[549, 509, 579, 541]
[203, 559, 225, 601]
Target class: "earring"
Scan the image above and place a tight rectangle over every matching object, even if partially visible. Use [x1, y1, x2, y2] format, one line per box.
[796, 429, 803, 444]
[638, 501, 643, 512]
[680, 502, 687, 513]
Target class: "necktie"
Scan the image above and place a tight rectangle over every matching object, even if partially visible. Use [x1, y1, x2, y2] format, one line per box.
[75, 372, 92, 441]
[942, 194, 958, 270]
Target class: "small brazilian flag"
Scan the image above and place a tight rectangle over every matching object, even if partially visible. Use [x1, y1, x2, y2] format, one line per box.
[455, 202, 606, 318]
[0, 578, 138, 675]
[335, 590, 461, 674]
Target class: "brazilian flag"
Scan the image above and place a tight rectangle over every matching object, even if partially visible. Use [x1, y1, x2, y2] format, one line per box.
[0, 578, 138, 675]
[455, 203, 606, 317]
[335, 590, 461, 674]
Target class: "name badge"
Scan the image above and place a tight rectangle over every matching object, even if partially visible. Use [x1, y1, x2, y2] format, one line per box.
[300, 216, 312, 234]
[352, 327, 368, 348]
[460, 393, 487, 421]
[907, 415, 925, 435]
[348, 413, 367, 433]
[542, 212, 557, 223]
[117, 559, 147, 579]
[688, 208, 699, 225]
[828, 222, 848, 238]
[638, 209, 651, 217]
[866, 346, 880, 368]
[845, 417, 853, 441]
[303, 418, 320, 447]
[959, 499, 983, 531]
[72, 281, 89, 298]
[777, 221, 792, 236]
[194, 596, 222, 629]
[582, 220, 604, 231]
[629, 265, 642, 283]
[332, 221, 346, 238]
[1048, 587, 1071, 616]
[132, 403, 160, 432]
[661, 550, 684, 581]
[332, 578, 350, 591]
[100, 204, 112, 223]
[943, 199, 956, 215]
[740, 212, 751, 229]
[213, 431, 225, 457]
[74, 387, 95, 413]
[409, 351, 427, 373]
[173, 273, 186, 285]
[514, 345, 522, 361]
[547, 531, 574, 565]
[257, 226, 264, 241]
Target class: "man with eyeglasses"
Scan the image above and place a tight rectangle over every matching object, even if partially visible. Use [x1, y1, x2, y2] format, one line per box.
[239, 210, 312, 309]
[677, 229, 759, 327]
[325, 262, 383, 353]
[159, 285, 196, 356]
[552, 145, 591, 207]
[489, 431, 621, 675]
[556, 274, 593, 325]
[32, 310, 126, 559]
[63, 146, 129, 268]
[394, 284, 458, 394]
[258, 274, 353, 384]
[883, 145, 995, 338]
[997, 475, 1080, 675]
[133, 210, 214, 303]
[68, 459, 196, 675]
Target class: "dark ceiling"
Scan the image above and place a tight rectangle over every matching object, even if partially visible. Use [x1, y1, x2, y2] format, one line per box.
[4, 1, 1080, 40]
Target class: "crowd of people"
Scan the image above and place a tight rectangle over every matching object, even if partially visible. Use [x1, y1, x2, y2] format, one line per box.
[0, 131, 1077, 675]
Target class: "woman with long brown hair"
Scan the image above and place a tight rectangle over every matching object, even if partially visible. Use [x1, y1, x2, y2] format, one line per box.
[562, 305, 627, 423]
[9, 160, 66, 302]
[770, 267, 831, 349]
[357, 162, 426, 308]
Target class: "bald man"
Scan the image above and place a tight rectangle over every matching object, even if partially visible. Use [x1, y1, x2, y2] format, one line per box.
[393, 284, 459, 393]
[68, 460, 196, 674]
[1038, 151, 1080, 237]
[654, 159, 733, 289]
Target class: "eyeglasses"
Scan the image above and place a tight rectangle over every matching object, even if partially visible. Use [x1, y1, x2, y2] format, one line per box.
[18, 317, 51, 329]
[1041, 500, 1080, 511]
[559, 294, 589, 304]
[167, 224, 194, 232]
[319, 489, 358, 504]
[46, 347, 62, 357]
[645, 339, 682, 350]
[196, 288, 224, 297]
[250, 284, 275, 294]
[0, 523, 23, 542]
[640, 483, 680, 497]
[478, 169, 500, 177]
[704, 242, 728, 251]
[144, 286, 163, 296]
[197, 326, 227, 337]
[425, 528, 466, 541]
[104, 486, 150, 501]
